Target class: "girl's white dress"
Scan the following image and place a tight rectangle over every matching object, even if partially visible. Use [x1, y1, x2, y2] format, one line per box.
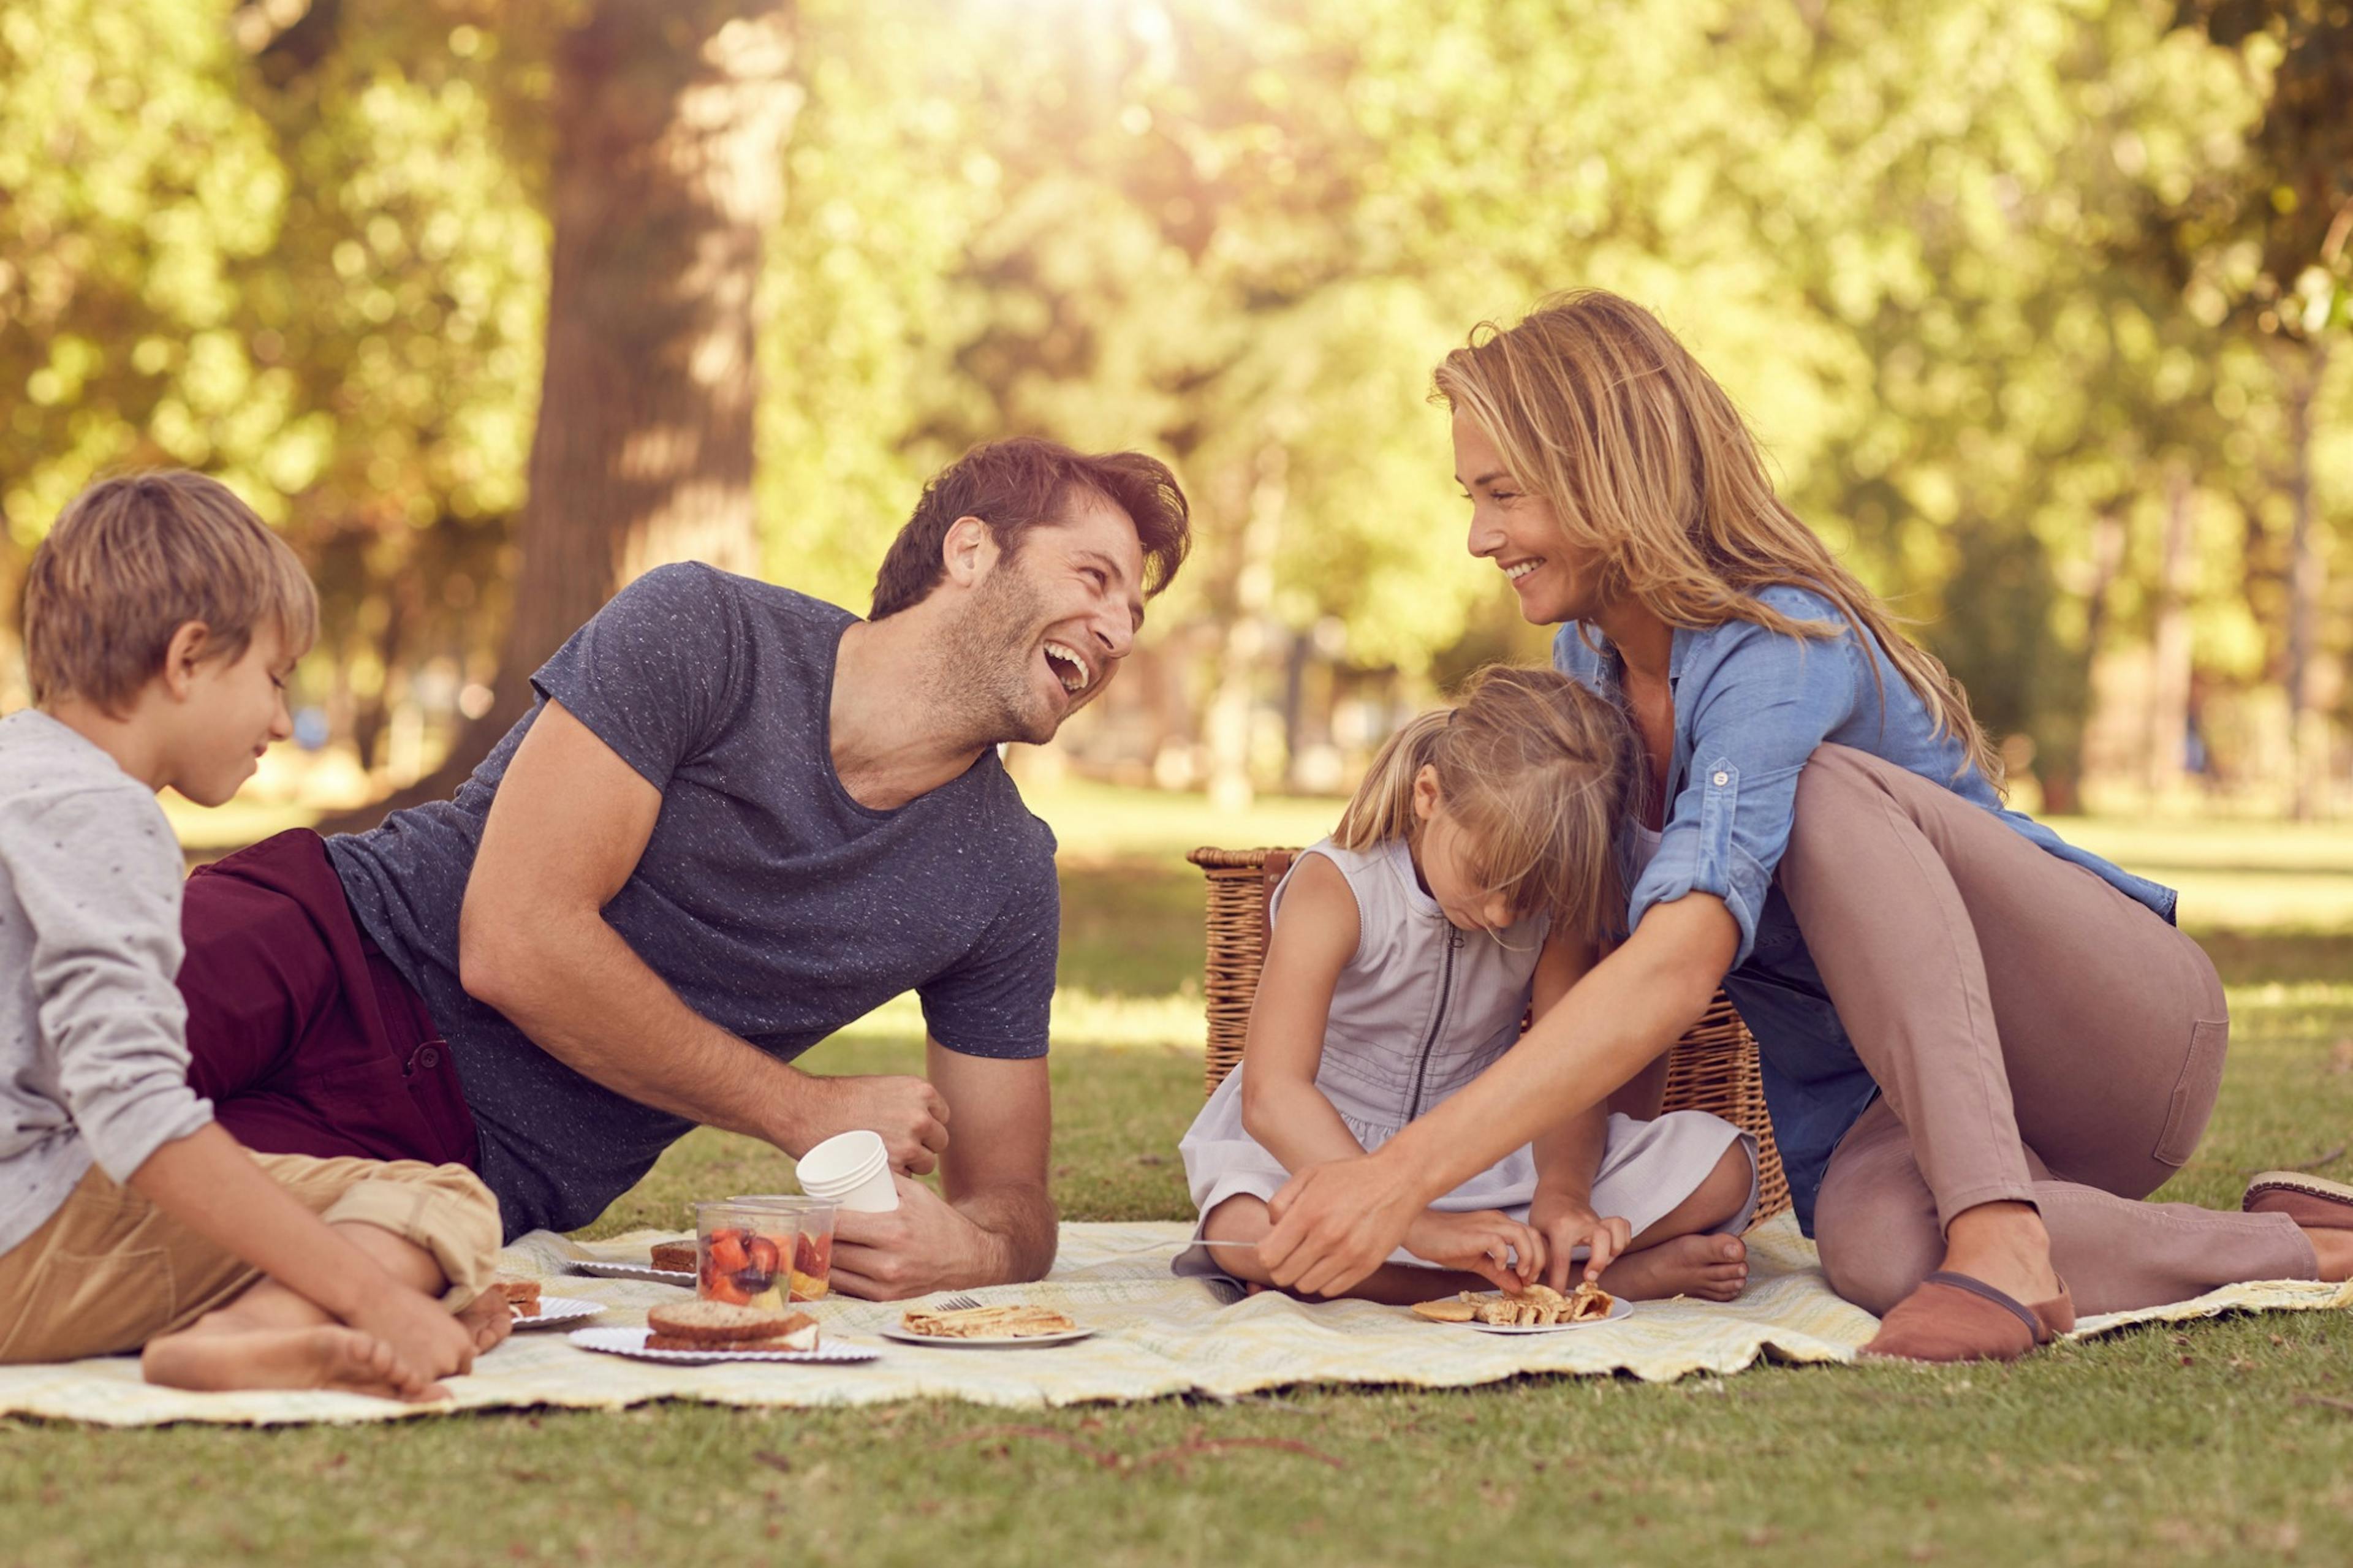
[1174, 836, 1756, 1277]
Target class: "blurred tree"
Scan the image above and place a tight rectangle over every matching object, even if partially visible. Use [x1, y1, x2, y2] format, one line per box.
[320, 0, 801, 809]
[0, 0, 289, 687]
[2171, 0, 2353, 339]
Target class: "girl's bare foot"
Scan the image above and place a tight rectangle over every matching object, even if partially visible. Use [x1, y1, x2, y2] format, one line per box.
[142, 1325, 445, 1403]
[1597, 1233, 1748, 1301]
[457, 1288, 517, 1354]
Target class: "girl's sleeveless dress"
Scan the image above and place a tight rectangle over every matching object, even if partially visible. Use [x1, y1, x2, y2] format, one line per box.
[1174, 836, 1756, 1278]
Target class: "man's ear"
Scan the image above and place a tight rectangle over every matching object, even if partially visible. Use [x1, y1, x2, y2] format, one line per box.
[940, 515, 1001, 591]
[161, 621, 214, 701]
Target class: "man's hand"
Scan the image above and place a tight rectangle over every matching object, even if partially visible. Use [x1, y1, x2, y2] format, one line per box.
[787, 1074, 950, 1174]
[1527, 1189, 1632, 1292]
[1401, 1208, 1543, 1295]
[827, 1173, 999, 1300]
[1259, 1150, 1428, 1298]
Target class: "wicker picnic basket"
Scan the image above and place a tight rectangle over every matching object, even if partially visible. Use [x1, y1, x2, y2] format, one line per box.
[1187, 846, 1792, 1226]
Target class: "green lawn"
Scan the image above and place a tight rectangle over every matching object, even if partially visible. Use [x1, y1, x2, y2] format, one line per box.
[11, 789, 2353, 1567]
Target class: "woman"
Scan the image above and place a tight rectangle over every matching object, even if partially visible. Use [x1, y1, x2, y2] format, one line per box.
[1257, 290, 2353, 1361]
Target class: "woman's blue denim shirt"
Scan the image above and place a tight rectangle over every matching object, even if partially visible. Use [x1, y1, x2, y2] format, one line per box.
[1553, 583, 2177, 1233]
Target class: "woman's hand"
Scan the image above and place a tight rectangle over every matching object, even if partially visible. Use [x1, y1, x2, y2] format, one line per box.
[1527, 1188, 1632, 1292]
[1402, 1208, 1544, 1294]
[1260, 1151, 1428, 1298]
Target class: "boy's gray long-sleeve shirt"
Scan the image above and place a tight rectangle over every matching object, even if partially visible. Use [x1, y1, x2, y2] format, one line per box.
[0, 708, 212, 1257]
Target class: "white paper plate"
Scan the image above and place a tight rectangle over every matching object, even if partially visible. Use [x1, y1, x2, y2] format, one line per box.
[570, 1259, 696, 1287]
[879, 1324, 1096, 1349]
[1459, 1296, 1634, 1333]
[568, 1327, 879, 1365]
[510, 1295, 605, 1329]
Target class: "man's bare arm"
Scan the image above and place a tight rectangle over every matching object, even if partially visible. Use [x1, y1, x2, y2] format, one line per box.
[828, 1042, 1056, 1298]
[457, 699, 948, 1168]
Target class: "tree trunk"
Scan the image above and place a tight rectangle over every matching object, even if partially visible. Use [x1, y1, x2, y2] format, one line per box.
[2143, 467, 2196, 800]
[331, 0, 799, 827]
[2283, 342, 2327, 820]
[2045, 502, 2129, 815]
[1204, 442, 1288, 814]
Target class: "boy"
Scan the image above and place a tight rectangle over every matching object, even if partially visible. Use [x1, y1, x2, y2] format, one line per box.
[0, 472, 508, 1400]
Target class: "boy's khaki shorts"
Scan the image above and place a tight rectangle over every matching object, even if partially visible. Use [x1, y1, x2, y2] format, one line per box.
[0, 1153, 502, 1364]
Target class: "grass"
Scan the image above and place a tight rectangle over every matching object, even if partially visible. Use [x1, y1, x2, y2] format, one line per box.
[11, 787, 2353, 1566]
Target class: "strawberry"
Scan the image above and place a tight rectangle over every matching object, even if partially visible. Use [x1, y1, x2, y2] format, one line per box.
[745, 1235, 781, 1276]
[794, 1232, 832, 1278]
[708, 1231, 749, 1273]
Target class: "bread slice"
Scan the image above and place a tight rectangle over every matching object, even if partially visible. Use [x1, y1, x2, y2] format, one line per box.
[649, 1241, 699, 1274]
[646, 1316, 819, 1354]
[646, 1300, 805, 1344]
[495, 1278, 542, 1316]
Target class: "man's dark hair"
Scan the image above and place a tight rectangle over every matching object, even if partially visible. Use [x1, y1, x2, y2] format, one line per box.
[869, 436, 1191, 619]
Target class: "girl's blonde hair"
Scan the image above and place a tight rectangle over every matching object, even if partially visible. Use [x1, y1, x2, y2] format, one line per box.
[1334, 665, 1640, 944]
[1433, 289, 2001, 789]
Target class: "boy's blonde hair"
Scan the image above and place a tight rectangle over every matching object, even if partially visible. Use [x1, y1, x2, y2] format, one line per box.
[1333, 665, 1640, 944]
[1434, 289, 2002, 790]
[23, 471, 318, 715]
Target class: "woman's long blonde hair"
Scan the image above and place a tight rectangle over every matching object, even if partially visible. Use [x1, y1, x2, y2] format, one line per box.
[1334, 665, 1641, 944]
[1433, 289, 2001, 789]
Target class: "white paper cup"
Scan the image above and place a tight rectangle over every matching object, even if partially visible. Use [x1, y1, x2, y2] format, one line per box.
[797, 1129, 898, 1212]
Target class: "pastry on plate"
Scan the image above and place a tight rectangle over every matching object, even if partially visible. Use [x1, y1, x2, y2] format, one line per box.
[1412, 1281, 1615, 1325]
[494, 1277, 543, 1317]
[898, 1303, 1077, 1339]
[649, 1241, 699, 1274]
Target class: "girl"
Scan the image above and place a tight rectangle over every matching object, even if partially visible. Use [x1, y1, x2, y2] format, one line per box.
[1256, 290, 2350, 1360]
[1175, 665, 1757, 1303]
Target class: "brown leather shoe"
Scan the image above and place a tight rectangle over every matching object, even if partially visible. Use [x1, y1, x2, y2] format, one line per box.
[1858, 1271, 2076, 1364]
[2243, 1170, 2353, 1227]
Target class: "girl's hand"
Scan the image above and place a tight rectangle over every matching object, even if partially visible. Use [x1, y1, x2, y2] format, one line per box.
[1401, 1208, 1544, 1294]
[1528, 1189, 1632, 1292]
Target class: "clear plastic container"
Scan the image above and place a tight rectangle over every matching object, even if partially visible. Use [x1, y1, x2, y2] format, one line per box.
[694, 1197, 836, 1306]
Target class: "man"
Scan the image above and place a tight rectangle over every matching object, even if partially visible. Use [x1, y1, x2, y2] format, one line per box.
[174, 437, 1190, 1298]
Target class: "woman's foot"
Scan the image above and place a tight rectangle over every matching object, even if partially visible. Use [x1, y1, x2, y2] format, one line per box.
[1938, 1200, 2063, 1307]
[1859, 1272, 2074, 1363]
[456, 1287, 517, 1354]
[142, 1324, 445, 1402]
[2244, 1172, 2353, 1282]
[1597, 1233, 1748, 1301]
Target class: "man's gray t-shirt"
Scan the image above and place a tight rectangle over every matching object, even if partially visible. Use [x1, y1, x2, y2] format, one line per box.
[328, 563, 1060, 1237]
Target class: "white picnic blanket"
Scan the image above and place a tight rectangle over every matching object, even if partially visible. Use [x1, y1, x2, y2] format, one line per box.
[2, 1212, 2346, 1428]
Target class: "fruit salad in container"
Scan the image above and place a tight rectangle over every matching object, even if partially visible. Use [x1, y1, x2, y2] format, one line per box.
[692, 1199, 835, 1308]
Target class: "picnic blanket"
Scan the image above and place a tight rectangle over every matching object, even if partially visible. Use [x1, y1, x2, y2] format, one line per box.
[2, 1212, 2346, 1428]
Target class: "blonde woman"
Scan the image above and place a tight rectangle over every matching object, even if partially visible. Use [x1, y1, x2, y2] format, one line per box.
[1175, 667, 1757, 1303]
[1257, 291, 2352, 1360]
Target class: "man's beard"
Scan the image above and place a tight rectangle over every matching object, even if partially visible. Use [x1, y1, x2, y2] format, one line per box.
[933, 557, 1063, 748]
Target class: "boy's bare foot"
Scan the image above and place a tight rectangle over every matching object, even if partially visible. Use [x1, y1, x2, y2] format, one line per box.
[142, 1325, 446, 1403]
[457, 1287, 517, 1354]
[1597, 1233, 1748, 1301]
